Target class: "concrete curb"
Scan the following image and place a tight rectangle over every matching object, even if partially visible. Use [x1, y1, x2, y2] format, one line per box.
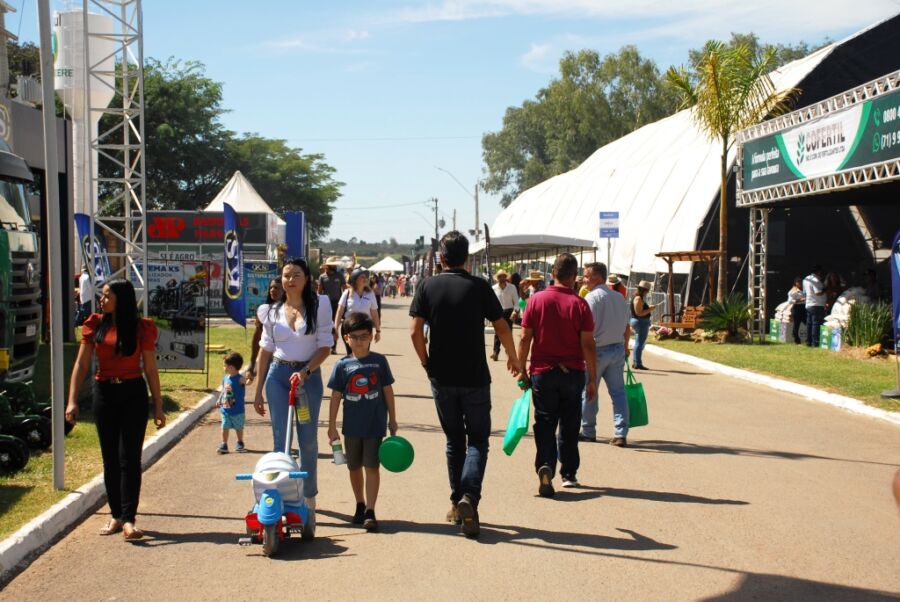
[0, 386, 222, 581]
[645, 343, 900, 427]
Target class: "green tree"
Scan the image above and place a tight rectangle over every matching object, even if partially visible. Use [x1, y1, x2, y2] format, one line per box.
[482, 47, 678, 207]
[667, 41, 791, 301]
[689, 33, 828, 72]
[225, 134, 342, 239]
[140, 58, 233, 211]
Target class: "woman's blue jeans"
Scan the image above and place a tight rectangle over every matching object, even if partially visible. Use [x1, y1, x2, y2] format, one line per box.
[265, 361, 323, 498]
[629, 316, 651, 367]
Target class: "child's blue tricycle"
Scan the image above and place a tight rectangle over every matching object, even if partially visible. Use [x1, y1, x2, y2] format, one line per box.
[236, 380, 311, 556]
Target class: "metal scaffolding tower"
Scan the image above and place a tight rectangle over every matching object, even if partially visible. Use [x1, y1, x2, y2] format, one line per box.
[747, 208, 769, 342]
[84, 0, 147, 312]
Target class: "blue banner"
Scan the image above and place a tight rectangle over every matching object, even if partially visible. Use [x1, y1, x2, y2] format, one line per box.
[222, 203, 246, 327]
[285, 211, 305, 259]
[892, 229, 900, 352]
[74, 213, 112, 283]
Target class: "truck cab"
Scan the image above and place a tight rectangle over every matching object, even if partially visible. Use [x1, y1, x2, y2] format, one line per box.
[0, 138, 40, 383]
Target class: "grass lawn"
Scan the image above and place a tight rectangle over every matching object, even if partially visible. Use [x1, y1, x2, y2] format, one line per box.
[0, 324, 251, 539]
[651, 338, 900, 413]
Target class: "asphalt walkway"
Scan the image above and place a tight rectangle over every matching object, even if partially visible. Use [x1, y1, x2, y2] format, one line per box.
[3, 297, 899, 600]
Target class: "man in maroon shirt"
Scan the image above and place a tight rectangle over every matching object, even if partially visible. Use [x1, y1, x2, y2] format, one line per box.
[517, 253, 596, 497]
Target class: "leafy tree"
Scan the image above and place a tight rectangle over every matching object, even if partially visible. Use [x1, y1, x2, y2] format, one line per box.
[482, 47, 678, 206]
[689, 33, 828, 73]
[140, 58, 233, 211]
[667, 41, 791, 301]
[225, 134, 342, 239]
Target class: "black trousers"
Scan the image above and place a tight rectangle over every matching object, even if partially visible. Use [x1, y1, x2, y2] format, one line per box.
[94, 377, 149, 523]
[531, 368, 584, 480]
[493, 308, 515, 354]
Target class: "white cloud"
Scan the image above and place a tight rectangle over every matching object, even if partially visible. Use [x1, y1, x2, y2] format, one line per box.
[388, 0, 899, 44]
[344, 29, 371, 41]
[268, 29, 373, 54]
[520, 42, 556, 73]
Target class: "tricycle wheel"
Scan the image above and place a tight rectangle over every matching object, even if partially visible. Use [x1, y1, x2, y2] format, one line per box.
[262, 524, 279, 557]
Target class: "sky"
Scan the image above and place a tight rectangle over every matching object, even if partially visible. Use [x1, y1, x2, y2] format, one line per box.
[13, 0, 900, 244]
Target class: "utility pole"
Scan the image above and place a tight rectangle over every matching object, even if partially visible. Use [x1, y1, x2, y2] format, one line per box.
[452, 209, 456, 231]
[429, 197, 439, 241]
[474, 183, 480, 242]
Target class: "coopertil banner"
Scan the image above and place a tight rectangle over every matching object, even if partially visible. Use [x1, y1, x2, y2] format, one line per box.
[743, 86, 900, 191]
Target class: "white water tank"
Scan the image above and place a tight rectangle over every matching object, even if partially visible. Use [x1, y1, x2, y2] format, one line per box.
[53, 10, 115, 218]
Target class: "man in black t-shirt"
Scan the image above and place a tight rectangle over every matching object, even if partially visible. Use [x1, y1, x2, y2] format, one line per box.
[409, 231, 522, 539]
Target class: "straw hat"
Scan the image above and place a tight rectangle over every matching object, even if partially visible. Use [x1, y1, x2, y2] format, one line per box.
[324, 256, 342, 267]
[527, 270, 544, 281]
[607, 274, 620, 285]
[637, 280, 654, 291]
[495, 269, 510, 279]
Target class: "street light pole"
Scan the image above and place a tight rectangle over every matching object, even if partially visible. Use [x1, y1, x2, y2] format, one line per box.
[435, 166, 481, 241]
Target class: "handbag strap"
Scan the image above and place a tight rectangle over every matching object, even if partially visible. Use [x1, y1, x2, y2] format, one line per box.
[625, 364, 637, 385]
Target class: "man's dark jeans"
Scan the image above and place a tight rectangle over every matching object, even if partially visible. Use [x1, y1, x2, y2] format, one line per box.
[806, 305, 825, 347]
[430, 381, 491, 507]
[493, 308, 515, 354]
[531, 368, 584, 480]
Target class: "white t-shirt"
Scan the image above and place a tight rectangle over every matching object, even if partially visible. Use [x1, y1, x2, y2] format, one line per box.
[79, 272, 94, 304]
[258, 295, 334, 362]
[338, 289, 378, 318]
[802, 274, 826, 308]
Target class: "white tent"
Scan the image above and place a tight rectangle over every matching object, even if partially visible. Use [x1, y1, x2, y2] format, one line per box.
[368, 256, 404, 272]
[476, 45, 835, 276]
[204, 170, 286, 227]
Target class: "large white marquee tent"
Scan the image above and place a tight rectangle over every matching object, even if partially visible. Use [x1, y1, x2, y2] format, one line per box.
[476, 45, 836, 277]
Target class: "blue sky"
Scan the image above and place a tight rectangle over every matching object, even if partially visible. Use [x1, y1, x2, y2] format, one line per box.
[14, 0, 900, 243]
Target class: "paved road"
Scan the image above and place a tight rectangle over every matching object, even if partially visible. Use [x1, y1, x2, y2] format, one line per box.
[4, 297, 899, 600]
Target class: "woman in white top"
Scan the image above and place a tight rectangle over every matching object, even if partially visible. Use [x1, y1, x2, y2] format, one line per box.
[253, 258, 333, 536]
[334, 268, 381, 354]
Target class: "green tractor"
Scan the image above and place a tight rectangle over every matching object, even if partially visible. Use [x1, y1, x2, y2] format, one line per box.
[0, 141, 47, 473]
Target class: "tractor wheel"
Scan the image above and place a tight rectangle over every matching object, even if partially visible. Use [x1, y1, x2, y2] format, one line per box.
[261, 524, 280, 557]
[0, 437, 28, 473]
[15, 417, 51, 449]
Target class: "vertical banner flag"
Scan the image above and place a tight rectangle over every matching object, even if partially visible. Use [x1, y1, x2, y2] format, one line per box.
[74, 213, 111, 283]
[222, 202, 246, 327]
[285, 211, 306, 259]
[892, 228, 900, 353]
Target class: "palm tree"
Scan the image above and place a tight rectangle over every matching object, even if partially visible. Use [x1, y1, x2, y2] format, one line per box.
[666, 41, 792, 301]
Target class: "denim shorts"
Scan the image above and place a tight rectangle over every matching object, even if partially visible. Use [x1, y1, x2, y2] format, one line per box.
[221, 412, 245, 430]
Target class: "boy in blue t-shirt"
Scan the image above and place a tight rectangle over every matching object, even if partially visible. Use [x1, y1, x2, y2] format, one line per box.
[217, 352, 248, 454]
[327, 312, 397, 531]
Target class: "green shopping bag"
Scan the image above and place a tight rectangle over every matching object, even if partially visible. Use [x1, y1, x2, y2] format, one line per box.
[502, 388, 532, 456]
[625, 365, 649, 427]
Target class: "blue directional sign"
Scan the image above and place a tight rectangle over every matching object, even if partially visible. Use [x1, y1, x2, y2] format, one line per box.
[599, 211, 619, 238]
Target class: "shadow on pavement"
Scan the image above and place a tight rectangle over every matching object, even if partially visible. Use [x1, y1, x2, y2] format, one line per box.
[636, 368, 711, 376]
[554, 485, 748, 505]
[479, 524, 677, 553]
[700, 572, 898, 601]
[632, 440, 900, 467]
[130, 529, 239, 547]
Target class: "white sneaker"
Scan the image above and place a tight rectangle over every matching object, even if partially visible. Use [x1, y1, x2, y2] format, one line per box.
[561, 477, 579, 488]
[302, 496, 316, 540]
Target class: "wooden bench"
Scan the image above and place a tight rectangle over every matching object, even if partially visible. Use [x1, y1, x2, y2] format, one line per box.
[658, 305, 704, 331]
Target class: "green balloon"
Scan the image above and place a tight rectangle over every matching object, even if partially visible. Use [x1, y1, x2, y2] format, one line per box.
[379, 436, 414, 472]
[518, 297, 526, 309]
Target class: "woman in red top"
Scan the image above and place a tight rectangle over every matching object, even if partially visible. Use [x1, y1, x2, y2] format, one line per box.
[65, 279, 165, 540]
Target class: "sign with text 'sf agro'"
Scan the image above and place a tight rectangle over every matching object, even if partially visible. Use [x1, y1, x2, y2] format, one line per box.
[742, 86, 900, 192]
[599, 211, 619, 238]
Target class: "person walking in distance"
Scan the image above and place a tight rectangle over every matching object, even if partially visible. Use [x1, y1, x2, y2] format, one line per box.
[630, 281, 655, 370]
[803, 265, 827, 347]
[579, 263, 632, 447]
[318, 257, 346, 354]
[490, 269, 519, 361]
[410, 231, 522, 538]
[65, 279, 165, 540]
[334, 268, 382, 355]
[517, 253, 597, 496]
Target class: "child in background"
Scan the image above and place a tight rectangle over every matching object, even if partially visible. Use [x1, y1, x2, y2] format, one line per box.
[218, 352, 247, 454]
[327, 312, 397, 531]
